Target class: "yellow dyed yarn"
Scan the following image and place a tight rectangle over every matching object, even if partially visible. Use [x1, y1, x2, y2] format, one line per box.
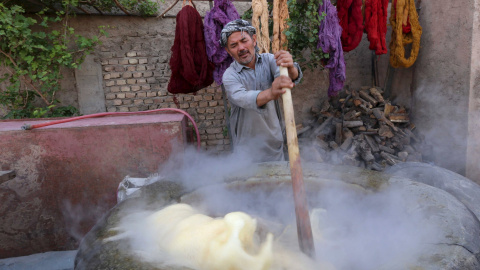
[389, 0, 422, 68]
[272, 0, 289, 53]
[252, 0, 271, 53]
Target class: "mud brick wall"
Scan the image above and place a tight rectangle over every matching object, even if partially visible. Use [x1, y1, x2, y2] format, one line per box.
[90, 17, 230, 152]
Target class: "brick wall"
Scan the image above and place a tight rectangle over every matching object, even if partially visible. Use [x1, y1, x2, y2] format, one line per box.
[98, 44, 230, 152]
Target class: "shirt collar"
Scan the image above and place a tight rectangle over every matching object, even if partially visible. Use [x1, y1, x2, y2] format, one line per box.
[232, 53, 262, 73]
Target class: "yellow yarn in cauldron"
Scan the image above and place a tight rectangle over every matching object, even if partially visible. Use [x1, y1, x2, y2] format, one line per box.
[252, 0, 271, 53]
[389, 0, 422, 68]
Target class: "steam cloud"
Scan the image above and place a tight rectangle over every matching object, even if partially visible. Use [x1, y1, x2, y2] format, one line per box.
[111, 142, 442, 270]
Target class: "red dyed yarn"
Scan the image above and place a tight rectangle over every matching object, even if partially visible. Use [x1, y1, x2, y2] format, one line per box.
[336, 0, 364, 52]
[168, 5, 214, 95]
[364, 0, 389, 55]
[393, 0, 412, 33]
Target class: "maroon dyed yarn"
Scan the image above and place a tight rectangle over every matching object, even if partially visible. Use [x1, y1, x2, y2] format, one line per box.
[168, 5, 214, 95]
[337, 0, 364, 52]
[203, 0, 239, 85]
[318, 0, 346, 97]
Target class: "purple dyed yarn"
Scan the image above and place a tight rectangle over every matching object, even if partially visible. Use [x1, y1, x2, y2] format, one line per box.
[317, 0, 346, 97]
[204, 0, 239, 85]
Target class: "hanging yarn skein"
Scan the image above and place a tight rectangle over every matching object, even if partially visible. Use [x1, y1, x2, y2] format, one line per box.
[168, 5, 214, 96]
[204, 0, 240, 85]
[318, 0, 346, 97]
[272, 0, 289, 52]
[364, 0, 389, 55]
[252, 0, 270, 53]
[393, 0, 412, 33]
[389, 0, 422, 68]
[336, 0, 364, 52]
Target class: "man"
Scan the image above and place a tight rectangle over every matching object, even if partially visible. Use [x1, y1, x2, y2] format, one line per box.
[221, 19, 303, 162]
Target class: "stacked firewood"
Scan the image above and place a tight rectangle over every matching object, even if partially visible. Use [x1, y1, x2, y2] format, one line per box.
[297, 86, 431, 171]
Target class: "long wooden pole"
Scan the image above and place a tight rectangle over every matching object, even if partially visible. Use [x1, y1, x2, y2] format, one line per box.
[279, 66, 315, 257]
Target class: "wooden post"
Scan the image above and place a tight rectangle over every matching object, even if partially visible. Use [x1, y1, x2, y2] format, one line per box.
[280, 66, 315, 257]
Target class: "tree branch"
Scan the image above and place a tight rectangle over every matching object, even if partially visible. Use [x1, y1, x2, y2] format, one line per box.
[0, 49, 51, 105]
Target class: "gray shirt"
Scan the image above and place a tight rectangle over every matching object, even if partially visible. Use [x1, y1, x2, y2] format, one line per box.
[222, 53, 303, 162]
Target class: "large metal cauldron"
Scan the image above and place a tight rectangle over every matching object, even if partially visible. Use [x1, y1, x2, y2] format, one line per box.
[74, 162, 480, 270]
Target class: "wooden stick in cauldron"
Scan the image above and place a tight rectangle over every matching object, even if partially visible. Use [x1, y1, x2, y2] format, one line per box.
[272, 0, 315, 257]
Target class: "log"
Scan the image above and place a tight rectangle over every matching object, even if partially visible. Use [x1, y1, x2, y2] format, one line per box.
[344, 110, 361, 121]
[384, 103, 395, 117]
[373, 135, 383, 144]
[378, 124, 394, 138]
[343, 128, 354, 139]
[389, 113, 410, 123]
[369, 87, 385, 103]
[365, 135, 380, 152]
[369, 161, 384, 171]
[354, 126, 367, 132]
[340, 136, 354, 151]
[379, 145, 396, 154]
[329, 141, 339, 150]
[372, 108, 398, 131]
[297, 125, 312, 136]
[335, 123, 343, 145]
[380, 151, 400, 165]
[312, 116, 334, 138]
[360, 148, 375, 163]
[343, 120, 364, 128]
[359, 90, 378, 106]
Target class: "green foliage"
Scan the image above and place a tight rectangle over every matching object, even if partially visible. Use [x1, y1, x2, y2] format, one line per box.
[241, 7, 253, 20]
[89, 0, 160, 16]
[0, 2, 103, 119]
[8, 0, 160, 17]
[285, 0, 327, 70]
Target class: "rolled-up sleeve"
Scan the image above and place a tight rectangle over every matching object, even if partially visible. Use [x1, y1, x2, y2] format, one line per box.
[222, 69, 264, 112]
[270, 55, 303, 85]
[292, 62, 303, 85]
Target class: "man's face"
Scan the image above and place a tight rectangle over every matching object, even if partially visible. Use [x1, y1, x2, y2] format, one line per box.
[225, 32, 257, 68]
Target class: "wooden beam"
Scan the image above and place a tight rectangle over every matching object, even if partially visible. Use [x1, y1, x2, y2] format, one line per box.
[75, 4, 91, 15]
[112, 0, 131, 15]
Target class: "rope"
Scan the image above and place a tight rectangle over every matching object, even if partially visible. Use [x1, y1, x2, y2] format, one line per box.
[336, 0, 364, 52]
[272, 0, 289, 52]
[389, 0, 422, 68]
[364, 0, 389, 55]
[318, 0, 346, 97]
[252, 0, 270, 53]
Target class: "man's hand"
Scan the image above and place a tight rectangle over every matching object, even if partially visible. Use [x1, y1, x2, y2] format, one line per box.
[256, 75, 294, 107]
[274, 50, 299, 80]
[270, 75, 294, 99]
